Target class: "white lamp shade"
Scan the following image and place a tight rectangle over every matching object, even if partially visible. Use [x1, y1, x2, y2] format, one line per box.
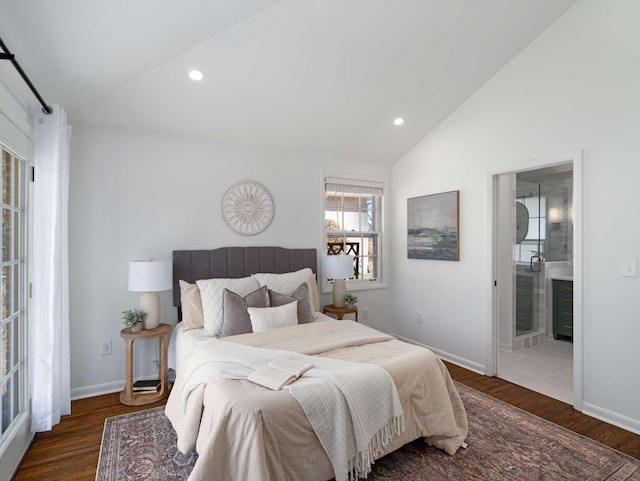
[324, 255, 354, 280]
[324, 255, 353, 308]
[128, 260, 172, 292]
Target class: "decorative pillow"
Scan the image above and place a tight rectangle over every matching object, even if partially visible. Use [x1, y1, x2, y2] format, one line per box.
[268, 283, 314, 324]
[247, 301, 299, 333]
[310, 274, 320, 312]
[253, 268, 315, 311]
[179, 280, 204, 331]
[221, 286, 267, 337]
[196, 276, 261, 336]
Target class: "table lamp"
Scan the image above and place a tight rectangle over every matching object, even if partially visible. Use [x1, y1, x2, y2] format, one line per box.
[128, 259, 172, 329]
[324, 255, 354, 308]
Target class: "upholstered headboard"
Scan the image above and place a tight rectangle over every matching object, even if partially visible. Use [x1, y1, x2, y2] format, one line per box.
[172, 247, 317, 309]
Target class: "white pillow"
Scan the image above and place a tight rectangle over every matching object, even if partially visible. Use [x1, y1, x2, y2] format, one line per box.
[196, 276, 261, 336]
[310, 274, 320, 312]
[253, 268, 315, 311]
[247, 301, 298, 332]
[178, 280, 204, 331]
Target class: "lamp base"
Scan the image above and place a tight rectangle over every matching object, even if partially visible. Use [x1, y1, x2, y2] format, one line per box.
[332, 279, 346, 308]
[139, 291, 161, 330]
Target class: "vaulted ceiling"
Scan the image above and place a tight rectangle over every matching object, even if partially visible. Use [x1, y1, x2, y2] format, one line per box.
[0, 0, 577, 164]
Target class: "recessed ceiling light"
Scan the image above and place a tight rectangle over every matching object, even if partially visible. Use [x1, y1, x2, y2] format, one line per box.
[393, 117, 405, 126]
[189, 70, 203, 81]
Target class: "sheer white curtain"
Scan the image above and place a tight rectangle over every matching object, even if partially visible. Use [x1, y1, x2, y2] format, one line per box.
[30, 105, 71, 432]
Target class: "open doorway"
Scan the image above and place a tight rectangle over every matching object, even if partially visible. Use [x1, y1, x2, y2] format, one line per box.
[491, 152, 582, 409]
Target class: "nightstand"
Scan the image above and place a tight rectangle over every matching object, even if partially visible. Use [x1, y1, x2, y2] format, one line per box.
[322, 304, 358, 322]
[119, 323, 172, 406]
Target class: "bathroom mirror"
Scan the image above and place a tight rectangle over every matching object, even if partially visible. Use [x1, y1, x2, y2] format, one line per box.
[515, 201, 529, 244]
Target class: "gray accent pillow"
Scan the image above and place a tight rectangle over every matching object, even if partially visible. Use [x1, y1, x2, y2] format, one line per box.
[268, 283, 314, 324]
[221, 286, 267, 337]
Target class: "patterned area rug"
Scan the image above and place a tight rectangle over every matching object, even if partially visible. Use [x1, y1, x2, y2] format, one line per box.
[96, 382, 640, 481]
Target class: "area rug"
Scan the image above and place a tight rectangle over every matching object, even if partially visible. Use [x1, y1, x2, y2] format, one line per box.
[96, 382, 640, 481]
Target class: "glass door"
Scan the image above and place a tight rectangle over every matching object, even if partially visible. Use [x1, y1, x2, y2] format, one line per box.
[0, 145, 28, 469]
[514, 180, 545, 336]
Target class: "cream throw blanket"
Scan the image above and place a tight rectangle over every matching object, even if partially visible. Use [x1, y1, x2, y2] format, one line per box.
[176, 338, 404, 481]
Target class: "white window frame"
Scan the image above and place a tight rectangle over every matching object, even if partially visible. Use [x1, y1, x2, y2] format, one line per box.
[322, 174, 388, 293]
[0, 105, 33, 481]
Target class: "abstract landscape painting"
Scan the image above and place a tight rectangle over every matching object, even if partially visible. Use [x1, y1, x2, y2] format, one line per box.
[407, 190, 459, 260]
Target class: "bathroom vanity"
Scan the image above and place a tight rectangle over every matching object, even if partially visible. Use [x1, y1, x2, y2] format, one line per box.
[552, 278, 573, 341]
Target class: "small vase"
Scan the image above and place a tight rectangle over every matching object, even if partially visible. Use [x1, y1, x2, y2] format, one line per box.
[345, 303, 355, 309]
[130, 323, 142, 333]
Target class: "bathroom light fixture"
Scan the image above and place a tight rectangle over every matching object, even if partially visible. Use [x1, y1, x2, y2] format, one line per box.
[189, 70, 203, 81]
[393, 117, 405, 126]
[549, 207, 562, 223]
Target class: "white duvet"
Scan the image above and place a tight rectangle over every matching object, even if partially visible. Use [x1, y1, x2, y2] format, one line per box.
[165, 320, 468, 481]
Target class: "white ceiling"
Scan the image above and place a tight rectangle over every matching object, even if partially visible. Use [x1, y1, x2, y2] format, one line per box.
[0, 0, 577, 164]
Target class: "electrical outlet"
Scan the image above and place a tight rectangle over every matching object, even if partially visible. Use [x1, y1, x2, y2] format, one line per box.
[416, 311, 423, 324]
[100, 340, 112, 356]
[621, 258, 637, 277]
[362, 307, 369, 320]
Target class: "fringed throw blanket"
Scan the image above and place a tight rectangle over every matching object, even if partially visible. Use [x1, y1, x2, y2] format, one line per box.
[288, 359, 404, 481]
[173, 338, 404, 481]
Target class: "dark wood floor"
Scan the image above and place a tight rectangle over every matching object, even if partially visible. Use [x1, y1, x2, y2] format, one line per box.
[13, 362, 640, 480]
[445, 362, 640, 459]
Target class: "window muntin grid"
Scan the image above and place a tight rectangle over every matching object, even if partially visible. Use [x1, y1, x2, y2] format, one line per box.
[324, 179, 383, 283]
[1, 146, 26, 440]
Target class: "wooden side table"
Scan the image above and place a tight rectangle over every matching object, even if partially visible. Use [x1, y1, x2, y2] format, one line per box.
[119, 323, 172, 406]
[322, 304, 358, 322]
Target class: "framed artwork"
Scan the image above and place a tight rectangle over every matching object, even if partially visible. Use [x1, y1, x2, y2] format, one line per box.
[407, 190, 459, 260]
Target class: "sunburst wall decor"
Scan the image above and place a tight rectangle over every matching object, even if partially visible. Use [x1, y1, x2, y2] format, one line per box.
[221, 180, 274, 235]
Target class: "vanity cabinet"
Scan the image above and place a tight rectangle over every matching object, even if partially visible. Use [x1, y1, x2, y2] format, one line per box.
[515, 273, 534, 333]
[552, 279, 573, 341]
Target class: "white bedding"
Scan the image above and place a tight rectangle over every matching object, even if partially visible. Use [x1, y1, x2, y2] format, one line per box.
[173, 336, 404, 480]
[168, 311, 337, 371]
[165, 320, 468, 481]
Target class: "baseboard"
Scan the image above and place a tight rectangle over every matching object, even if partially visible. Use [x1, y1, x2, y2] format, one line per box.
[392, 334, 486, 375]
[72, 343, 639, 437]
[393, 335, 639, 436]
[71, 380, 123, 400]
[71, 373, 166, 401]
[582, 402, 640, 436]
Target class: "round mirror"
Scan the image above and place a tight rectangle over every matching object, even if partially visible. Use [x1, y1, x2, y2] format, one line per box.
[515, 201, 529, 244]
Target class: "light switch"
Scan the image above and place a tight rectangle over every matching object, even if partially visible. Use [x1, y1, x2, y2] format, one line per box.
[621, 258, 637, 277]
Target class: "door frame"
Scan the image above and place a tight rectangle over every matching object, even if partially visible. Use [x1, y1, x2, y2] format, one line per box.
[0, 111, 34, 480]
[485, 150, 583, 410]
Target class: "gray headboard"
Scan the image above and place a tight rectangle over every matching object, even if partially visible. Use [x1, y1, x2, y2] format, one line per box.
[173, 246, 317, 310]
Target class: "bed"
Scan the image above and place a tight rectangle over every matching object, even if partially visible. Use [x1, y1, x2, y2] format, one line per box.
[167, 247, 338, 371]
[165, 247, 468, 481]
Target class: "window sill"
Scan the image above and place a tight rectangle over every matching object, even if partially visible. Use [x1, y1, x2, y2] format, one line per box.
[321, 281, 388, 295]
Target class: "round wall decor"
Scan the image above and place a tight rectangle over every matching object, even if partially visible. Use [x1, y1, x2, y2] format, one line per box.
[221, 180, 274, 235]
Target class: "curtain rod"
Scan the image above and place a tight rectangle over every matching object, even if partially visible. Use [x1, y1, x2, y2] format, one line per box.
[0, 35, 53, 115]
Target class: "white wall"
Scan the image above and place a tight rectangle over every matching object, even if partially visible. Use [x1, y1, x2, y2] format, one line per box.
[391, 0, 640, 433]
[69, 122, 392, 397]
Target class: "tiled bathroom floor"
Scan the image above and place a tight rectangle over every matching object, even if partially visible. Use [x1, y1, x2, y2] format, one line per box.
[498, 339, 573, 404]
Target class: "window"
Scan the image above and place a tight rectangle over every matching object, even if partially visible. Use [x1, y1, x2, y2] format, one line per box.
[0, 145, 27, 449]
[324, 176, 385, 290]
[515, 193, 546, 264]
